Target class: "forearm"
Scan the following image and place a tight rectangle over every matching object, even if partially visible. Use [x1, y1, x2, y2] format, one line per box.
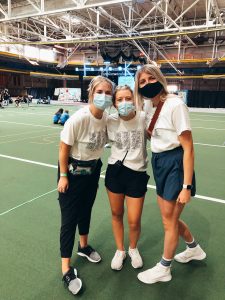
[59, 141, 71, 174]
[183, 145, 194, 185]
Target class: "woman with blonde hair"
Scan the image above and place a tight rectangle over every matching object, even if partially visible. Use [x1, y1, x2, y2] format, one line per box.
[57, 76, 114, 295]
[135, 64, 206, 284]
[105, 85, 150, 271]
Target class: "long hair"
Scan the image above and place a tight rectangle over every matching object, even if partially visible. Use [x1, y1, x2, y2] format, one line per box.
[87, 76, 114, 103]
[134, 64, 168, 110]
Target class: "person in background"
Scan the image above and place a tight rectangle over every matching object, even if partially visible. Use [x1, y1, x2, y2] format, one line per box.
[134, 64, 206, 285]
[57, 76, 114, 295]
[15, 96, 22, 107]
[0, 90, 4, 109]
[53, 108, 63, 124]
[105, 85, 149, 271]
[59, 110, 70, 126]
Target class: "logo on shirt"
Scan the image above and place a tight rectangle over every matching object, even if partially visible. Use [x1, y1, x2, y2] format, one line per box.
[115, 130, 142, 150]
[87, 131, 106, 151]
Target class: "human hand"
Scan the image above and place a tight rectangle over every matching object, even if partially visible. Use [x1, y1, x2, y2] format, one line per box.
[58, 177, 69, 193]
[176, 189, 191, 204]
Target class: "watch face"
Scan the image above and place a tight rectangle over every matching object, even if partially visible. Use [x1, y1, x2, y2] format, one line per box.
[187, 185, 192, 190]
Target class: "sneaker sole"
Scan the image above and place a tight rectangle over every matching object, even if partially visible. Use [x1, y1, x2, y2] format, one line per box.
[77, 252, 101, 263]
[174, 252, 206, 263]
[137, 274, 172, 284]
[128, 253, 143, 269]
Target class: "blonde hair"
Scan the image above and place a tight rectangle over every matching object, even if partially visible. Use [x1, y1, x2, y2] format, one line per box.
[134, 64, 168, 110]
[113, 85, 134, 106]
[88, 76, 114, 103]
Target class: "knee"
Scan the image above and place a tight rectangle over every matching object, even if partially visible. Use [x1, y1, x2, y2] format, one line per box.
[128, 220, 140, 232]
[162, 217, 178, 232]
[112, 210, 124, 222]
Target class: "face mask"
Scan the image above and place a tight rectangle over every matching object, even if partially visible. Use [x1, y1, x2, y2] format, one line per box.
[93, 93, 112, 110]
[138, 81, 163, 99]
[118, 101, 135, 116]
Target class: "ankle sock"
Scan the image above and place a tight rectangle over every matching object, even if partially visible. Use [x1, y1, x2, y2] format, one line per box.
[186, 239, 198, 248]
[160, 257, 172, 267]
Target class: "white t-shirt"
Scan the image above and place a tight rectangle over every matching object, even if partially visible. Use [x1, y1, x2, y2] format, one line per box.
[107, 111, 148, 171]
[60, 106, 107, 160]
[144, 94, 192, 153]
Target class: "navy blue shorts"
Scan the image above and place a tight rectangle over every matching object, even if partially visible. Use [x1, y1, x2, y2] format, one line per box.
[151, 147, 196, 201]
[105, 164, 150, 198]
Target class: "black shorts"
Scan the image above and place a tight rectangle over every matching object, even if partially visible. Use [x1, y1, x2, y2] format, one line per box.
[151, 147, 196, 201]
[105, 164, 150, 198]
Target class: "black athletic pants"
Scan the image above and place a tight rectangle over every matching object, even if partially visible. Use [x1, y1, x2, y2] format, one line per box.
[58, 159, 102, 258]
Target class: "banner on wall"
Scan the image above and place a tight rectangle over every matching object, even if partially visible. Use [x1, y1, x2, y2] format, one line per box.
[54, 88, 81, 102]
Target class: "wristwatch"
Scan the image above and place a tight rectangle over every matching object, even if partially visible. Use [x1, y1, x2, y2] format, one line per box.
[183, 184, 192, 190]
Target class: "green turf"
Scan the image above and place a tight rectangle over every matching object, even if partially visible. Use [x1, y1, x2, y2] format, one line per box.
[0, 106, 225, 300]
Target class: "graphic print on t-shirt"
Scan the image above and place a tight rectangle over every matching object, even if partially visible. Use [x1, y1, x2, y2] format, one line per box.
[87, 131, 106, 151]
[115, 130, 142, 150]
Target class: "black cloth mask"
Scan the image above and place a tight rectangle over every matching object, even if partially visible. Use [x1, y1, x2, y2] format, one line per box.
[138, 81, 163, 99]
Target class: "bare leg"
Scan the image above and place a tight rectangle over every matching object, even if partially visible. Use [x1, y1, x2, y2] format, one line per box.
[61, 258, 70, 274]
[79, 234, 88, 248]
[157, 196, 185, 259]
[107, 189, 125, 250]
[178, 220, 194, 243]
[126, 196, 145, 249]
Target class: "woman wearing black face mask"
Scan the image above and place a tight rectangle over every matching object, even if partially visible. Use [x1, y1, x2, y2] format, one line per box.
[134, 64, 206, 284]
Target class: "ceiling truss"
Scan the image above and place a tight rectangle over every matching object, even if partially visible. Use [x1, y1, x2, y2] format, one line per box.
[0, 0, 224, 73]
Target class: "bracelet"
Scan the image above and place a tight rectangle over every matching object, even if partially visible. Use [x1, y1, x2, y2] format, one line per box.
[60, 173, 68, 177]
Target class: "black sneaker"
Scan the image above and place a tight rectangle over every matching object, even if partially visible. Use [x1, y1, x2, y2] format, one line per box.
[62, 267, 82, 295]
[77, 243, 101, 263]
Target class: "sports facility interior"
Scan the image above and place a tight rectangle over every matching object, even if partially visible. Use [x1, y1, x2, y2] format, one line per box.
[0, 0, 224, 299]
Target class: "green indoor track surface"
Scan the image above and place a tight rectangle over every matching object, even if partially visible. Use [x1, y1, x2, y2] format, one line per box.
[0, 105, 224, 300]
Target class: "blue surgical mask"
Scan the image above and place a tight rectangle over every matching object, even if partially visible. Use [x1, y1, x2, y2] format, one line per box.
[93, 93, 112, 110]
[118, 101, 135, 116]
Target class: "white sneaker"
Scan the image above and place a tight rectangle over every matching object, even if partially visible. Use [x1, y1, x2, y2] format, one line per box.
[128, 247, 143, 269]
[111, 250, 126, 271]
[137, 263, 172, 284]
[174, 244, 206, 263]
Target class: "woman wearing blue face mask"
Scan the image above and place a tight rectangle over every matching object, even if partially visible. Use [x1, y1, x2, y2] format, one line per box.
[105, 85, 150, 271]
[57, 76, 114, 296]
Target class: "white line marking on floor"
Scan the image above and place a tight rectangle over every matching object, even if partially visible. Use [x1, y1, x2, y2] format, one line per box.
[0, 188, 57, 216]
[0, 154, 57, 168]
[190, 113, 225, 117]
[192, 126, 225, 131]
[0, 154, 224, 205]
[0, 120, 61, 129]
[194, 142, 225, 148]
[194, 194, 225, 204]
[191, 119, 225, 123]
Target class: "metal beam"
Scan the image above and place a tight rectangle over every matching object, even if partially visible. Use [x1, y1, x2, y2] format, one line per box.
[0, 0, 132, 22]
[167, 0, 201, 30]
[1, 25, 225, 45]
[131, 2, 159, 32]
[0, 4, 8, 18]
[211, 0, 224, 26]
[8, 0, 11, 18]
[26, 0, 41, 13]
